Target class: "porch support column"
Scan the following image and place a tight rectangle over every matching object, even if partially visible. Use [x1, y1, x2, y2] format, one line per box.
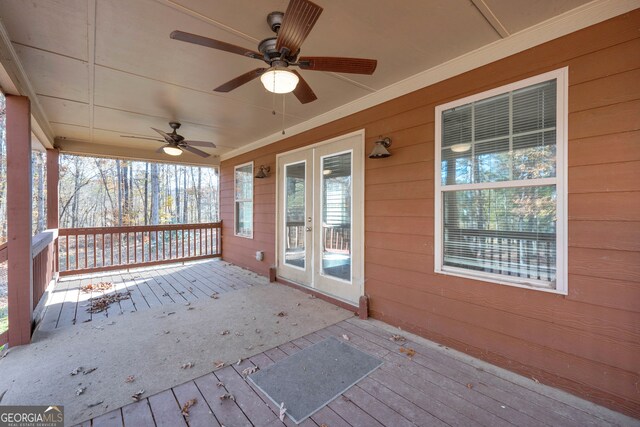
[6, 95, 33, 347]
[46, 149, 59, 229]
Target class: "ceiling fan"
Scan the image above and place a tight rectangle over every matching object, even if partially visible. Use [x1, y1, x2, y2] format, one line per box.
[121, 122, 216, 157]
[170, 0, 377, 104]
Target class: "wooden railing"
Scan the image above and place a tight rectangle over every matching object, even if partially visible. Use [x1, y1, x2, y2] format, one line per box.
[32, 230, 58, 310]
[58, 222, 222, 276]
[285, 222, 351, 254]
[444, 227, 556, 281]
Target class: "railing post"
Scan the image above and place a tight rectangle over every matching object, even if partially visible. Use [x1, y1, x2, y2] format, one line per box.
[6, 95, 33, 347]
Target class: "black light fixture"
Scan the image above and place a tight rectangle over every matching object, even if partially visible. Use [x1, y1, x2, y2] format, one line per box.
[255, 165, 270, 178]
[369, 137, 392, 159]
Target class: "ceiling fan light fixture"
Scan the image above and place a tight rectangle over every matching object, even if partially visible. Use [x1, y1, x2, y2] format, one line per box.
[162, 145, 183, 156]
[260, 68, 299, 94]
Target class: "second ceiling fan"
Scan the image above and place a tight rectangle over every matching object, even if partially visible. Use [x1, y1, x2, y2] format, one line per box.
[170, 0, 377, 104]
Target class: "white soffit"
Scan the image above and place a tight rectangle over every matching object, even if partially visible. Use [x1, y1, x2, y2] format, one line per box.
[221, 0, 639, 160]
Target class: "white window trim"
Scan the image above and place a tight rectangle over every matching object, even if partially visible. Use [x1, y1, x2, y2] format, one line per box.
[434, 67, 568, 295]
[234, 161, 254, 239]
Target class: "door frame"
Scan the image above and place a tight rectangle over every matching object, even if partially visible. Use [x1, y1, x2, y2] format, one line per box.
[275, 129, 365, 305]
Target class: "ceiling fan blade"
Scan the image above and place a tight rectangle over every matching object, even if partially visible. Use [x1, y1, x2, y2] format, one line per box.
[291, 70, 317, 104]
[181, 145, 211, 158]
[298, 56, 377, 74]
[121, 135, 164, 142]
[170, 30, 263, 60]
[275, 0, 323, 56]
[151, 127, 174, 143]
[184, 140, 216, 148]
[214, 68, 267, 92]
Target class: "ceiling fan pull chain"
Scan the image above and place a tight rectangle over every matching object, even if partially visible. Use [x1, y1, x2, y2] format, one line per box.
[282, 94, 286, 135]
[272, 74, 277, 115]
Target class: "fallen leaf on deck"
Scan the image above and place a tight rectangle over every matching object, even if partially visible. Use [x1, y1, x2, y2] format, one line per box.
[214, 361, 225, 369]
[399, 347, 416, 358]
[216, 382, 224, 387]
[210, 294, 219, 299]
[235, 332, 244, 336]
[219, 393, 235, 402]
[220, 330, 230, 336]
[236, 359, 242, 366]
[279, 402, 287, 421]
[181, 362, 195, 369]
[131, 390, 145, 401]
[275, 311, 287, 317]
[342, 334, 350, 341]
[242, 366, 258, 377]
[532, 377, 540, 384]
[87, 401, 103, 408]
[466, 383, 473, 389]
[81, 282, 112, 293]
[185, 302, 191, 306]
[125, 375, 135, 383]
[390, 334, 406, 342]
[86, 291, 132, 313]
[70, 367, 83, 376]
[163, 330, 170, 334]
[181, 398, 197, 416]
[76, 387, 86, 396]
[83, 367, 97, 375]
[167, 312, 176, 316]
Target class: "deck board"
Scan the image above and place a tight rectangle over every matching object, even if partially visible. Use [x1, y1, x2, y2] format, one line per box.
[75, 317, 632, 427]
[39, 260, 269, 331]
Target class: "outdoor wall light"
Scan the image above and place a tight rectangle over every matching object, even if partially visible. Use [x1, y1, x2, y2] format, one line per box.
[369, 137, 392, 159]
[162, 145, 183, 156]
[255, 165, 271, 178]
[260, 68, 299, 94]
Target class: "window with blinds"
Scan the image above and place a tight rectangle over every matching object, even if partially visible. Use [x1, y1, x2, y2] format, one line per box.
[234, 162, 253, 238]
[434, 69, 567, 293]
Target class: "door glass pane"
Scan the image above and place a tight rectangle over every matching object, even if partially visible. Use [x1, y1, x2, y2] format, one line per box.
[284, 162, 306, 268]
[321, 152, 352, 281]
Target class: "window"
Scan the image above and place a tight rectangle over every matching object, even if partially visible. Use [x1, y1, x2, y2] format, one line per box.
[234, 162, 253, 238]
[435, 68, 567, 294]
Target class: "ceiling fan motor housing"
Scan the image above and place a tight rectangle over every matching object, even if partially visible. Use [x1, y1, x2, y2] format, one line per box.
[267, 11, 284, 33]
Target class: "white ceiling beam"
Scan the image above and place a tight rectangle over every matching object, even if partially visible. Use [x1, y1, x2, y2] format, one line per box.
[56, 138, 220, 167]
[0, 18, 55, 148]
[471, 0, 510, 38]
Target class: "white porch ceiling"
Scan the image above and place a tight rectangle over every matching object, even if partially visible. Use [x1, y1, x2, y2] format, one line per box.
[0, 0, 598, 163]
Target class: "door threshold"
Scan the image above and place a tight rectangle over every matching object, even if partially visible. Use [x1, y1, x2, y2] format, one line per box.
[275, 277, 360, 314]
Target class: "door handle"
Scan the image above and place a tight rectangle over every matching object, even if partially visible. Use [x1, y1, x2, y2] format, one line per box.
[306, 227, 312, 232]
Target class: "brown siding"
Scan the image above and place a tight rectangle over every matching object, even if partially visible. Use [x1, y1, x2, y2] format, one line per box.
[221, 10, 640, 417]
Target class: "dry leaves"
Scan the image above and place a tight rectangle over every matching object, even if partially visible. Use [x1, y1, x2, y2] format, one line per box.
[466, 383, 474, 389]
[399, 347, 416, 358]
[242, 366, 258, 377]
[80, 282, 113, 293]
[214, 361, 225, 369]
[219, 393, 235, 402]
[83, 367, 97, 375]
[86, 291, 131, 313]
[87, 401, 103, 408]
[71, 367, 96, 376]
[279, 402, 287, 422]
[210, 293, 219, 299]
[181, 362, 195, 369]
[216, 381, 224, 387]
[342, 334, 350, 341]
[220, 330, 230, 336]
[76, 387, 86, 396]
[131, 390, 145, 401]
[181, 398, 197, 416]
[390, 334, 406, 343]
[125, 375, 135, 383]
[275, 311, 288, 317]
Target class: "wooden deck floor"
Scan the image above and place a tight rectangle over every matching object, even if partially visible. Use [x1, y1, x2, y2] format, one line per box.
[73, 317, 631, 427]
[39, 259, 267, 332]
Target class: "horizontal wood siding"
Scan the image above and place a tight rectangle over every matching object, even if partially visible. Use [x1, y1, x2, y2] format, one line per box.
[220, 10, 640, 417]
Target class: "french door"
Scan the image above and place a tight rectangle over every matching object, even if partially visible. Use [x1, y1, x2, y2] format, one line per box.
[276, 132, 364, 304]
